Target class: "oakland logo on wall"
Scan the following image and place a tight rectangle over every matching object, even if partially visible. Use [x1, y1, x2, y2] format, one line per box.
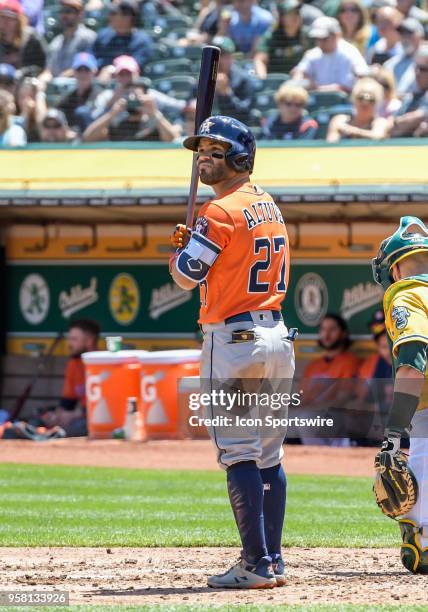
[109, 273, 140, 325]
[294, 272, 328, 327]
[19, 273, 50, 325]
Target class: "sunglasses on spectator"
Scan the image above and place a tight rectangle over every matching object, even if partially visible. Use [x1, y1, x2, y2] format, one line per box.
[416, 64, 428, 73]
[356, 93, 376, 103]
[59, 7, 78, 14]
[197, 151, 225, 160]
[44, 122, 62, 129]
[339, 6, 360, 13]
[281, 100, 305, 108]
[75, 66, 91, 72]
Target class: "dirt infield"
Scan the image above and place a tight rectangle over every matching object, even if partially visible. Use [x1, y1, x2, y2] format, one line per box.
[2, 441, 393, 606]
[0, 439, 375, 476]
[2, 545, 424, 606]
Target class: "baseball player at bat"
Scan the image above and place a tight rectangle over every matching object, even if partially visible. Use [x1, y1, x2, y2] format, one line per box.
[372, 216, 428, 574]
[170, 116, 295, 589]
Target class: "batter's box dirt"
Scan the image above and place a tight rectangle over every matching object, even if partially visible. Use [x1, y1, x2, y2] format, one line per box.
[0, 547, 426, 606]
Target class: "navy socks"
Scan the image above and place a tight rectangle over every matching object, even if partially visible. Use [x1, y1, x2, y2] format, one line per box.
[260, 463, 286, 557]
[226, 460, 268, 565]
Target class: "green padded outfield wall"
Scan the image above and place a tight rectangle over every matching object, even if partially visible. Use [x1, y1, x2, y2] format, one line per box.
[7, 261, 382, 338]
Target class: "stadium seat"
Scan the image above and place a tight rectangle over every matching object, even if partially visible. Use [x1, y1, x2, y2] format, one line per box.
[163, 14, 193, 29]
[314, 104, 353, 139]
[46, 77, 77, 107]
[166, 44, 204, 61]
[307, 90, 350, 112]
[152, 75, 196, 99]
[144, 58, 194, 79]
[254, 90, 277, 113]
[263, 73, 289, 90]
[151, 42, 170, 62]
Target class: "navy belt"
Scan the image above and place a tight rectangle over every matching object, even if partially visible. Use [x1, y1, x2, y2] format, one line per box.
[225, 310, 283, 325]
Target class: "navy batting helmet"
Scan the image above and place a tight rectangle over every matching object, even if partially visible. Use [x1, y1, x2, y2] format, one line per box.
[183, 115, 256, 174]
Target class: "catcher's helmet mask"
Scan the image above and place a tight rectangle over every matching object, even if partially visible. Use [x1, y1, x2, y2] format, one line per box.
[184, 115, 256, 174]
[372, 216, 428, 289]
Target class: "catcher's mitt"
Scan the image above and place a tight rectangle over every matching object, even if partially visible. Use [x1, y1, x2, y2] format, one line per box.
[373, 441, 418, 519]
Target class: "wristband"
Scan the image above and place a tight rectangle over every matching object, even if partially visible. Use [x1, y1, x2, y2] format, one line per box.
[385, 391, 419, 437]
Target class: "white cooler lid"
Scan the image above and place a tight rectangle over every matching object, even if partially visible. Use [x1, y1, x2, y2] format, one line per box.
[82, 350, 146, 365]
[137, 349, 201, 365]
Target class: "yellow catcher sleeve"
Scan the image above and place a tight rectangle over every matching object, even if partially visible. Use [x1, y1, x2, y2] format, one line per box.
[385, 286, 428, 356]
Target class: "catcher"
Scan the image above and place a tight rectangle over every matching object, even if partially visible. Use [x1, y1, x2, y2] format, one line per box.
[372, 215, 428, 574]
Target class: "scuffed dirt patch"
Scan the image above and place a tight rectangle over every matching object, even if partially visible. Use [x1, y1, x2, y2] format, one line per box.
[0, 546, 423, 606]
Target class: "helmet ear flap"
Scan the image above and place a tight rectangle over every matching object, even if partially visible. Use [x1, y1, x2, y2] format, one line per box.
[231, 153, 248, 172]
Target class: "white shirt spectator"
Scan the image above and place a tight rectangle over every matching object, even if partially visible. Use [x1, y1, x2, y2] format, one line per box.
[295, 38, 368, 90]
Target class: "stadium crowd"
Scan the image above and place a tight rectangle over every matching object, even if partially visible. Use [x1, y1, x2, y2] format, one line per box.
[0, 0, 427, 144]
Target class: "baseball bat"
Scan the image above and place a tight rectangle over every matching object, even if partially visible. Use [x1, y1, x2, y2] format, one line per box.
[9, 332, 64, 421]
[185, 45, 220, 229]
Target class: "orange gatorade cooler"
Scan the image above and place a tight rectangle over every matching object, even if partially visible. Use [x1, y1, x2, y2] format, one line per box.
[138, 350, 201, 438]
[82, 350, 146, 439]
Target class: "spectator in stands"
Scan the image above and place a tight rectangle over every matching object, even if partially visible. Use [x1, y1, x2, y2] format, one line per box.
[0, 62, 16, 93]
[185, 0, 224, 45]
[292, 16, 368, 92]
[58, 52, 99, 134]
[261, 82, 318, 139]
[21, 0, 44, 36]
[0, 88, 26, 145]
[327, 76, 388, 140]
[389, 45, 428, 136]
[39, 108, 77, 142]
[292, 0, 323, 28]
[217, 0, 273, 55]
[366, 6, 402, 65]
[396, 0, 428, 27]
[40, 319, 100, 437]
[92, 0, 153, 71]
[212, 35, 254, 124]
[83, 83, 180, 142]
[254, 0, 309, 78]
[91, 54, 184, 122]
[46, 0, 96, 79]
[15, 76, 46, 142]
[335, 0, 371, 56]
[0, 0, 47, 74]
[298, 313, 360, 445]
[371, 65, 402, 116]
[175, 97, 196, 140]
[384, 17, 425, 95]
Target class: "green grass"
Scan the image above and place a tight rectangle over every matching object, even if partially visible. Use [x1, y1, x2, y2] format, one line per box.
[0, 464, 397, 548]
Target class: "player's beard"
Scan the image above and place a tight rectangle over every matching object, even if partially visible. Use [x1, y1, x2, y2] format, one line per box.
[198, 164, 229, 185]
[318, 338, 346, 351]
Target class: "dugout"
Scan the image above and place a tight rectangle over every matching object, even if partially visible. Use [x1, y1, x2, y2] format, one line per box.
[0, 139, 427, 413]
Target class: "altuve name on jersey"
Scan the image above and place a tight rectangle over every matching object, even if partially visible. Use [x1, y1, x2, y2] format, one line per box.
[242, 201, 285, 230]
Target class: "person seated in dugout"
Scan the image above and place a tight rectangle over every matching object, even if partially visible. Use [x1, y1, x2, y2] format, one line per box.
[295, 313, 360, 445]
[352, 309, 394, 444]
[38, 318, 100, 437]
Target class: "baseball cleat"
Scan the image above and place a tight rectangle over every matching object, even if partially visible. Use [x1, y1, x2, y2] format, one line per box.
[271, 555, 286, 586]
[207, 555, 277, 589]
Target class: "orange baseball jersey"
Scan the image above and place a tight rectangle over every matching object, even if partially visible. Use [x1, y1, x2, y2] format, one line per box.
[60, 357, 86, 409]
[176, 182, 289, 324]
[301, 351, 360, 404]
